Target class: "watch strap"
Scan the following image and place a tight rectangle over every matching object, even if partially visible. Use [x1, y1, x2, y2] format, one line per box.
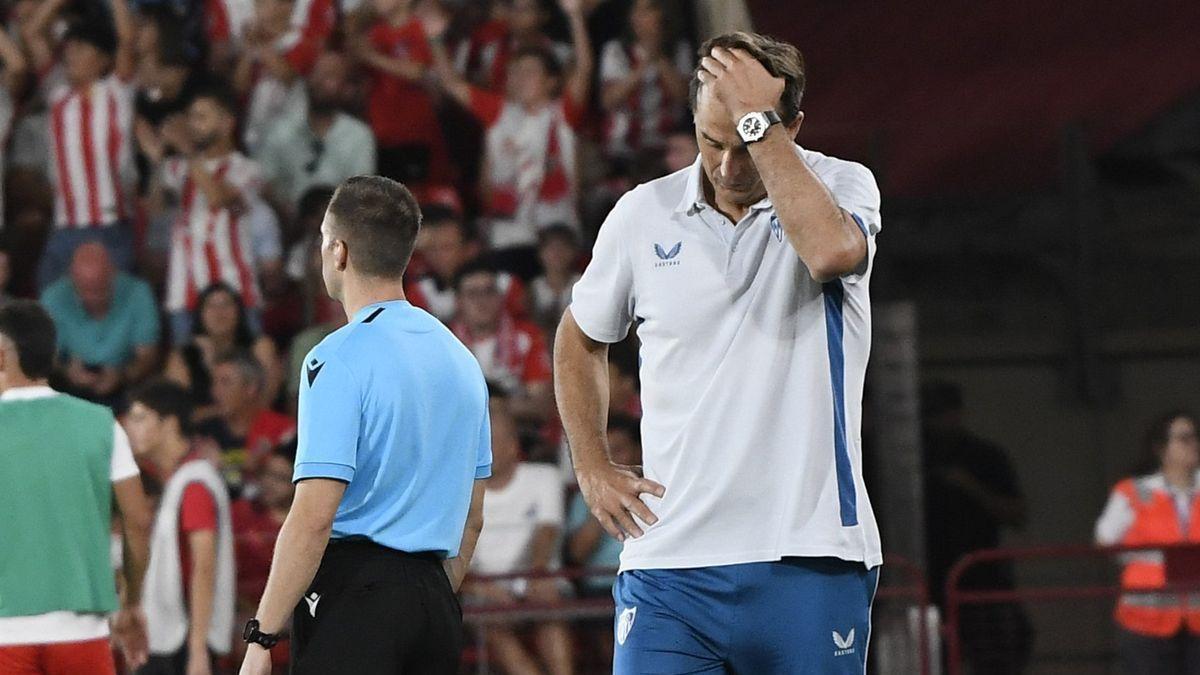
[243, 619, 281, 649]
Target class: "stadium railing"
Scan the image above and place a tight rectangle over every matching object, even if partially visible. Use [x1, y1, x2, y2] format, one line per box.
[944, 543, 1200, 675]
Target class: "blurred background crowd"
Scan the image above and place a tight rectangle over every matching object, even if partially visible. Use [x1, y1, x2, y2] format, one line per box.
[0, 0, 701, 671]
[3, 0, 1200, 671]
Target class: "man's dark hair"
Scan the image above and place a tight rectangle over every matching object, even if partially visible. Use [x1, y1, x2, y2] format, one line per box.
[1138, 409, 1199, 472]
[688, 31, 806, 124]
[512, 44, 563, 80]
[421, 206, 479, 243]
[129, 379, 195, 435]
[213, 349, 266, 393]
[0, 300, 57, 379]
[189, 83, 240, 117]
[327, 176, 422, 278]
[64, 18, 117, 57]
[536, 223, 579, 249]
[421, 204, 460, 228]
[453, 258, 498, 291]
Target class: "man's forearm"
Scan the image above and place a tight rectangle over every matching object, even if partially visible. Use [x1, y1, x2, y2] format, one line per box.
[553, 311, 611, 472]
[747, 126, 863, 281]
[188, 565, 215, 653]
[528, 526, 560, 570]
[253, 510, 333, 633]
[444, 482, 485, 591]
[122, 525, 150, 606]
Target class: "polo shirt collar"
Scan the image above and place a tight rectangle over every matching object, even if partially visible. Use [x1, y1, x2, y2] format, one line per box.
[0, 385, 57, 401]
[673, 156, 776, 218]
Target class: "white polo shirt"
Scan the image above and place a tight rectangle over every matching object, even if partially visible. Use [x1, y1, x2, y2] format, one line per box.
[570, 148, 883, 572]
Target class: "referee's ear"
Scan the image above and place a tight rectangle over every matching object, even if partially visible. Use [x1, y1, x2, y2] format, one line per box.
[332, 238, 349, 272]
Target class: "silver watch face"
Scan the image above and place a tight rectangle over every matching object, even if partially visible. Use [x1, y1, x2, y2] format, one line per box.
[739, 113, 767, 142]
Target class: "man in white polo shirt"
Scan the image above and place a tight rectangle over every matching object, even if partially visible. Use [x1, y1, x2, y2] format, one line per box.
[555, 31, 882, 674]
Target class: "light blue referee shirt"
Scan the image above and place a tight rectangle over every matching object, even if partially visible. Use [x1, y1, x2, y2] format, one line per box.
[294, 299, 492, 558]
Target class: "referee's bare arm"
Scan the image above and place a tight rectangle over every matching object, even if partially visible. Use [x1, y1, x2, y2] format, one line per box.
[248, 478, 346, 636]
[555, 309, 664, 542]
[698, 46, 867, 282]
[443, 482, 486, 592]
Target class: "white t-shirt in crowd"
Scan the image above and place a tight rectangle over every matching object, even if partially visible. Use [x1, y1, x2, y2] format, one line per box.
[470, 462, 564, 576]
[570, 149, 884, 572]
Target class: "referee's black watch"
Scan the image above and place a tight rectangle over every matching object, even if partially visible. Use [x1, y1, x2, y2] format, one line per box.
[242, 619, 281, 649]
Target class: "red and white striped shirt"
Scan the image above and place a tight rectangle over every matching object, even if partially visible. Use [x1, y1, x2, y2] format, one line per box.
[48, 75, 136, 229]
[163, 153, 265, 312]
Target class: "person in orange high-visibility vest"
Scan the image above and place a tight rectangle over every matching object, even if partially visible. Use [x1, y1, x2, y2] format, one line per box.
[1096, 410, 1200, 674]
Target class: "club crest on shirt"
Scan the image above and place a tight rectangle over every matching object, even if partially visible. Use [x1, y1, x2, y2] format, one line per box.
[617, 606, 637, 645]
[770, 215, 784, 242]
[653, 242, 682, 267]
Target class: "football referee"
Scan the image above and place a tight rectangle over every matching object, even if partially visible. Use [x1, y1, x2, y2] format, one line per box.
[238, 176, 492, 675]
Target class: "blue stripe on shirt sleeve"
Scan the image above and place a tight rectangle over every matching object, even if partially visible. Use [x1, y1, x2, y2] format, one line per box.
[294, 461, 355, 483]
[475, 463, 493, 479]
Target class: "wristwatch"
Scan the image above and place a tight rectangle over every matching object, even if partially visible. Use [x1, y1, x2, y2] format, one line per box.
[736, 110, 782, 144]
[242, 619, 281, 649]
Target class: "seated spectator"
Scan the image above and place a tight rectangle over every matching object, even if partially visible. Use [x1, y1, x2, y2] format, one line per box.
[566, 413, 641, 594]
[350, 0, 452, 186]
[144, 85, 280, 344]
[529, 223, 580, 334]
[256, 50, 376, 215]
[40, 242, 159, 406]
[432, 0, 592, 256]
[194, 349, 295, 494]
[24, 0, 139, 290]
[467, 395, 573, 675]
[124, 380, 236, 673]
[598, 0, 691, 159]
[165, 282, 282, 422]
[405, 205, 526, 323]
[452, 260, 552, 424]
[458, 0, 574, 91]
[229, 440, 295, 671]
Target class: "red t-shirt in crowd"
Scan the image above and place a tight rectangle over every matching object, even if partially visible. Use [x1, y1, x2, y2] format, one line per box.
[247, 410, 296, 456]
[230, 498, 283, 605]
[366, 19, 439, 147]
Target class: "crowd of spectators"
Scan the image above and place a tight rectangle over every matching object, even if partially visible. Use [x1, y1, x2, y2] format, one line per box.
[0, 0, 699, 671]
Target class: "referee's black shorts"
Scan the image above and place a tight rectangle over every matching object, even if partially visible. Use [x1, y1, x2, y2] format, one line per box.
[290, 538, 464, 674]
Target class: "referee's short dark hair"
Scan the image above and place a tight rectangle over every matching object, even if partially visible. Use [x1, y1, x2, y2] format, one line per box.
[328, 175, 423, 279]
[129, 379, 195, 435]
[0, 300, 57, 380]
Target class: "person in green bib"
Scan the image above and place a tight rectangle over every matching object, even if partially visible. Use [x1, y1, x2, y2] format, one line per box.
[0, 300, 154, 674]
